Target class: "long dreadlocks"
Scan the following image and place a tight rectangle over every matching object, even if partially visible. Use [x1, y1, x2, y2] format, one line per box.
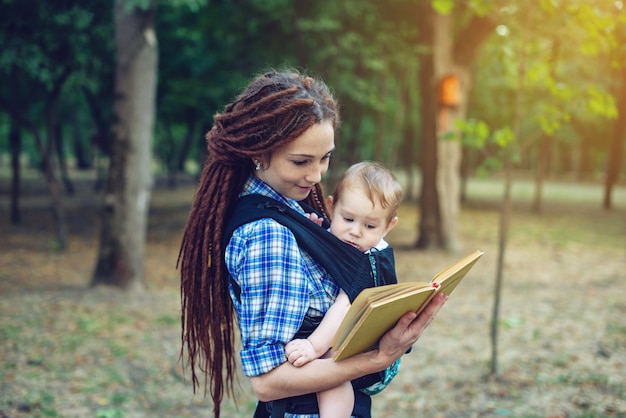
[177, 70, 339, 417]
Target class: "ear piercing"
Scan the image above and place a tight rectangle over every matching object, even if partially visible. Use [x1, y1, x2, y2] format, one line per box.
[254, 160, 261, 171]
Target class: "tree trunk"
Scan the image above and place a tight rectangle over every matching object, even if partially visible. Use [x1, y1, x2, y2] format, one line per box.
[460, 146, 471, 203]
[490, 16, 528, 377]
[433, 12, 466, 253]
[55, 123, 75, 195]
[393, 68, 408, 167]
[72, 113, 92, 170]
[175, 111, 198, 173]
[572, 119, 593, 181]
[532, 134, 551, 213]
[415, 2, 440, 249]
[557, 140, 573, 175]
[9, 120, 21, 225]
[82, 87, 111, 190]
[374, 75, 388, 163]
[0, 65, 71, 247]
[42, 66, 73, 249]
[92, 1, 158, 291]
[603, 67, 626, 210]
[533, 39, 560, 212]
[394, 67, 414, 200]
[416, 5, 495, 251]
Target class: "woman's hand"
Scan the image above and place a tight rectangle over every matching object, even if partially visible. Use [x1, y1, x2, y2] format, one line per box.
[376, 292, 448, 364]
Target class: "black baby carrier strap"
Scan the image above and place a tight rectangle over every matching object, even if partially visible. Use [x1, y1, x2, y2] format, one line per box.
[224, 194, 398, 418]
[223, 194, 397, 303]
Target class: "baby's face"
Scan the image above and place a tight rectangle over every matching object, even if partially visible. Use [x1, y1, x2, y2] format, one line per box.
[328, 186, 396, 252]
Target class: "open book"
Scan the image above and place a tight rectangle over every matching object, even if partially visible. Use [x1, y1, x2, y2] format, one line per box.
[331, 250, 484, 361]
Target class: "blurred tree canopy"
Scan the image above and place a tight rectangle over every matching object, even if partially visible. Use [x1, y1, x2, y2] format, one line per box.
[0, 0, 624, 246]
[1, 0, 623, 176]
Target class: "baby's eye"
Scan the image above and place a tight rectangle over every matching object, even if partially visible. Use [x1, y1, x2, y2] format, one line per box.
[343, 217, 354, 222]
[366, 224, 377, 229]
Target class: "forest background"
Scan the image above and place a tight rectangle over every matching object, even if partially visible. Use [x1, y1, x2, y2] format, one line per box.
[1, 0, 625, 417]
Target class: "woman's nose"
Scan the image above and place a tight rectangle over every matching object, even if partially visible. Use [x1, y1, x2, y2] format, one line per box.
[306, 165, 323, 183]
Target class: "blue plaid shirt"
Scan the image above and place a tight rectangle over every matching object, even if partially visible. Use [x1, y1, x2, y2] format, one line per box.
[225, 176, 340, 377]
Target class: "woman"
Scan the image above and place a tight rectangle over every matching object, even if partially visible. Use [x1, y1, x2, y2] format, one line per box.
[178, 70, 447, 418]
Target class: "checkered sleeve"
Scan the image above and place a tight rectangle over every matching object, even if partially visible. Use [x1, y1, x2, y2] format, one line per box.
[226, 218, 311, 377]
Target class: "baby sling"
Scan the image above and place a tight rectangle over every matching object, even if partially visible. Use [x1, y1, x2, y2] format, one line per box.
[223, 194, 399, 418]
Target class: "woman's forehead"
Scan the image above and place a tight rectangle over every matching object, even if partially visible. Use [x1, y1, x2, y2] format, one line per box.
[281, 122, 335, 156]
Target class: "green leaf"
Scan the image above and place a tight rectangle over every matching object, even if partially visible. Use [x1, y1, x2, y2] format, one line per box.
[492, 127, 514, 148]
[586, 86, 618, 119]
[455, 118, 490, 148]
[431, 0, 454, 14]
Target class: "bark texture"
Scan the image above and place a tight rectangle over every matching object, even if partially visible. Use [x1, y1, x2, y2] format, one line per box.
[93, 1, 158, 291]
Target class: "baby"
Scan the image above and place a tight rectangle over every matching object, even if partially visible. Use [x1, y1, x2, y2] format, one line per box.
[285, 161, 402, 418]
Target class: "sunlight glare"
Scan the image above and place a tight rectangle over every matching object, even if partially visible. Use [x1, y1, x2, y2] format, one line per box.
[496, 25, 509, 36]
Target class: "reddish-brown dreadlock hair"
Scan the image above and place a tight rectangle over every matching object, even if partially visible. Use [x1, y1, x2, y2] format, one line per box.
[177, 70, 339, 417]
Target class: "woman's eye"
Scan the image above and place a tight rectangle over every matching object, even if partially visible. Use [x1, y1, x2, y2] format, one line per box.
[292, 160, 308, 166]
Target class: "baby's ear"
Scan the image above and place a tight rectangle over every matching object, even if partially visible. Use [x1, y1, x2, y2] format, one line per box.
[384, 216, 399, 235]
[326, 195, 334, 211]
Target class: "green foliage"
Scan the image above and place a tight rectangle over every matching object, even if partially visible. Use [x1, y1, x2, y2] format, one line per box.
[123, 0, 206, 12]
[96, 408, 124, 418]
[537, 103, 571, 136]
[0, 0, 114, 173]
[0, 0, 623, 180]
[585, 85, 618, 119]
[501, 316, 524, 329]
[0, 1, 112, 87]
[492, 127, 515, 149]
[431, 0, 454, 14]
[465, 0, 625, 179]
[567, 3, 618, 57]
[455, 119, 491, 148]
[166, 0, 207, 11]
[431, 0, 496, 16]
[454, 118, 517, 176]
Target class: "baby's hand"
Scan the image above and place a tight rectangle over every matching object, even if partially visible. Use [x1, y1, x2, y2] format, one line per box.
[304, 212, 324, 227]
[285, 338, 318, 367]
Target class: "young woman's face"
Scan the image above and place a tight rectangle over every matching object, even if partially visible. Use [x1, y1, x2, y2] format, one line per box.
[327, 186, 397, 252]
[255, 121, 335, 201]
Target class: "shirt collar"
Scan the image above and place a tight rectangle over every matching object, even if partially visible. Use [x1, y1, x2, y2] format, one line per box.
[241, 175, 306, 215]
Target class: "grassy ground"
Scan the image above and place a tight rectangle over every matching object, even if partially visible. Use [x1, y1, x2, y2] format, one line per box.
[1, 174, 625, 417]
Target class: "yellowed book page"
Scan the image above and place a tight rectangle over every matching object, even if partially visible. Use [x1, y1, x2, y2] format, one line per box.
[431, 250, 484, 295]
[332, 286, 436, 361]
[330, 282, 419, 348]
[333, 250, 484, 361]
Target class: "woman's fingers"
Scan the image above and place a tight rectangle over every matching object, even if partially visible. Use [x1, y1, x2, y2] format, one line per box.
[379, 293, 448, 357]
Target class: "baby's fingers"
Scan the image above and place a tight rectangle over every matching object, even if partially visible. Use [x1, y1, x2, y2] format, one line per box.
[292, 357, 308, 367]
[286, 350, 301, 365]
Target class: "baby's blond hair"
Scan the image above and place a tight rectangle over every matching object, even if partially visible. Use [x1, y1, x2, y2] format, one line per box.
[331, 161, 403, 224]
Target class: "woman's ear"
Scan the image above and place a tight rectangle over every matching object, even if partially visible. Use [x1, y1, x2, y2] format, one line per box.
[252, 155, 268, 171]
